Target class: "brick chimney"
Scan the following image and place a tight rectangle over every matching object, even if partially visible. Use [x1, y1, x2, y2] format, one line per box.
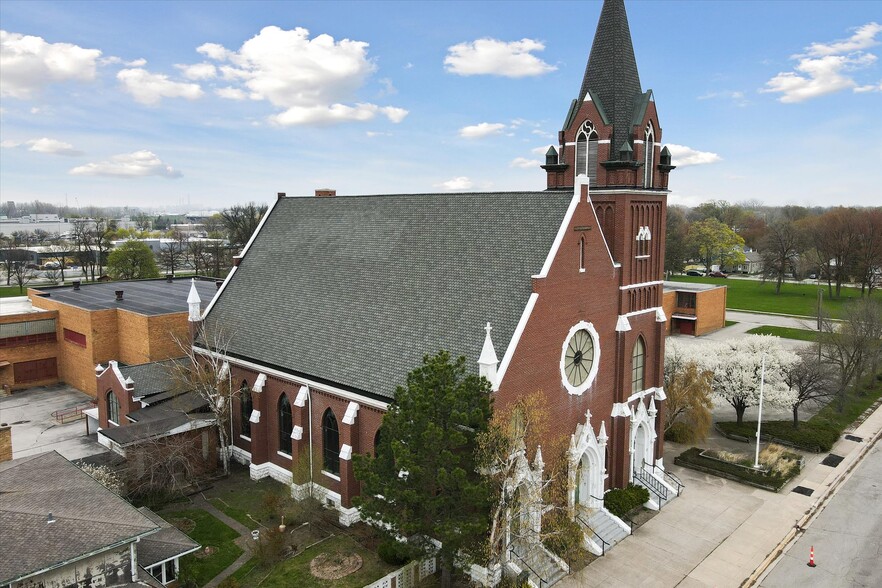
[315, 188, 336, 198]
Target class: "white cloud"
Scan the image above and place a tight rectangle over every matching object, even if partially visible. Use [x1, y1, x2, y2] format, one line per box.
[444, 38, 556, 77]
[510, 157, 541, 169]
[215, 86, 247, 100]
[804, 22, 882, 57]
[531, 129, 554, 139]
[270, 103, 407, 126]
[101, 56, 147, 67]
[459, 122, 506, 138]
[69, 150, 182, 178]
[698, 90, 749, 107]
[378, 77, 397, 96]
[855, 81, 882, 93]
[196, 26, 407, 126]
[175, 62, 217, 80]
[762, 22, 882, 103]
[1, 137, 83, 156]
[0, 30, 102, 99]
[117, 68, 204, 106]
[27, 138, 82, 156]
[531, 145, 554, 155]
[664, 144, 722, 167]
[366, 131, 392, 137]
[435, 176, 473, 191]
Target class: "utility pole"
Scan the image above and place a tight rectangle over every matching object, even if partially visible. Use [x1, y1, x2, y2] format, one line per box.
[754, 354, 766, 470]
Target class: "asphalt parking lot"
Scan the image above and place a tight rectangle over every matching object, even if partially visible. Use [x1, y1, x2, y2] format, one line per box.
[0, 383, 107, 460]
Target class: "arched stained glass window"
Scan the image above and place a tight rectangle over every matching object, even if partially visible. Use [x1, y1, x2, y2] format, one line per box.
[278, 394, 292, 455]
[322, 409, 340, 474]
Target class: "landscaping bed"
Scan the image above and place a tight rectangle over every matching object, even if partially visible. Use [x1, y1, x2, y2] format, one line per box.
[716, 421, 838, 453]
[674, 445, 802, 492]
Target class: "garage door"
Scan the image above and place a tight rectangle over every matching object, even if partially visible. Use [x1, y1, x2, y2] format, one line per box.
[13, 358, 58, 383]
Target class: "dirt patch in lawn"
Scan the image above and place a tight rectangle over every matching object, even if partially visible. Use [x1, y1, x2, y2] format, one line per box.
[309, 551, 363, 580]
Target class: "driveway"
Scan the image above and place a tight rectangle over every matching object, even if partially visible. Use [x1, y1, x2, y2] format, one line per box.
[0, 384, 108, 460]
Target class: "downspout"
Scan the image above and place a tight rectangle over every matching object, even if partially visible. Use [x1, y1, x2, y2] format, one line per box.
[307, 387, 314, 491]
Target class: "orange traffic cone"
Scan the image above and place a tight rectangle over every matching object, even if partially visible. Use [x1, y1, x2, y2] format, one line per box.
[807, 545, 817, 567]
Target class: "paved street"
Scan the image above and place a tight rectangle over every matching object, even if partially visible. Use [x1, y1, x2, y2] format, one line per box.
[761, 440, 882, 588]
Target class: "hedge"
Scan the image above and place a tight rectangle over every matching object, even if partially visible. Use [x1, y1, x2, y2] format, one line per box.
[603, 484, 649, 518]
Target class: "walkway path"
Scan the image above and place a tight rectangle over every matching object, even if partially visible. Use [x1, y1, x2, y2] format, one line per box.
[164, 494, 255, 588]
[557, 401, 882, 587]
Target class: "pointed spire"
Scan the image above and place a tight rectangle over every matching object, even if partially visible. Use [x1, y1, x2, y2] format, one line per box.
[478, 322, 499, 386]
[533, 445, 545, 472]
[578, 0, 643, 160]
[597, 421, 608, 445]
[187, 278, 202, 322]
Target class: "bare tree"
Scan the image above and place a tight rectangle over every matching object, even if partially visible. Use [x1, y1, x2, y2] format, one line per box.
[158, 230, 188, 276]
[169, 325, 237, 474]
[852, 208, 882, 297]
[820, 299, 882, 411]
[761, 220, 802, 293]
[785, 348, 835, 427]
[124, 431, 213, 499]
[221, 202, 268, 250]
[9, 259, 36, 293]
[812, 208, 859, 298]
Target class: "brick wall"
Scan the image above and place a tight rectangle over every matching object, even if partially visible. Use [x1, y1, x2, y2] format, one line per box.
[696, 286, 727, 336]
[0, 425, 12, 462]
[0, 310, 59, 391]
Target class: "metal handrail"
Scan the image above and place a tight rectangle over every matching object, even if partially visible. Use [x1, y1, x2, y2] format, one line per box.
[646, 460, 684, 496]
[634, 464, 668, 503]
[591, 493, 632, 533]
[508, 545, 547, 588]
[576, 513, 608, 556]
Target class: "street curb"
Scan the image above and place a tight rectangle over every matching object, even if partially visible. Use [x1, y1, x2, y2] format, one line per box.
[741, 409, 882, 587]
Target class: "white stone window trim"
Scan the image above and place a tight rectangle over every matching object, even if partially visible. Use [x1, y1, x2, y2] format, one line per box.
[322, 470, 341, 481]
[239, 434, 251, 442]
[560, 320, 601, 396]
[277, 450, 292, 459]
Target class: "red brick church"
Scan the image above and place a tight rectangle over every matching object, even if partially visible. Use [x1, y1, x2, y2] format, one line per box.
[197, 0, 678, 573]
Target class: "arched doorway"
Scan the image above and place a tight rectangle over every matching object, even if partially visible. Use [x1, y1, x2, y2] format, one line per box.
[568, 410, 607, 511]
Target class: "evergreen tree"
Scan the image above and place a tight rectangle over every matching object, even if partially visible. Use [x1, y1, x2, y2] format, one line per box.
[354, 351, 492, 588]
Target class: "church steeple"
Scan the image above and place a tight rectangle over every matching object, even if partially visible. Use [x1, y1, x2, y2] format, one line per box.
[542, 0, 674, 191]
[578, 0, 642, 160]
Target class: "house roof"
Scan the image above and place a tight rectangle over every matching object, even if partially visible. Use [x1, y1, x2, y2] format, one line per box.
[103, 392, 211, 447]
[576, 0, 644, 157]
[0, 452, 159, 584]
[119, 359, 188, 400]
[32, 278, 217, 316]
[202, 191, 573, 399]
[136, 508, 200, 567]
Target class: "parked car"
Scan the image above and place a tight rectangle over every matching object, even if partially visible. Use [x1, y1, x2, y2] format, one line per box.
[43, 261, 61, 269]
[707, 271, 728, 278]
[685, 270, 704, 277]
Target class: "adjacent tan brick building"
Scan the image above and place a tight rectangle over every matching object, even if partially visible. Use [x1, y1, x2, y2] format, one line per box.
[662, 281, 727, 337]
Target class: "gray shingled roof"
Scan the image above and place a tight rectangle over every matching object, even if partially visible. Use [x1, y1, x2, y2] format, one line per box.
[137, 508, 200, 567]
[119, 359, 187, 400]
[577, 0, 643, 158]
[0, 452, 158, 583]
[203, 192, 572, 399]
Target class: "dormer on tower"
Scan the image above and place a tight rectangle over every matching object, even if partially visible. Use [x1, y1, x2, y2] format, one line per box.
[542, 0, 675, 191]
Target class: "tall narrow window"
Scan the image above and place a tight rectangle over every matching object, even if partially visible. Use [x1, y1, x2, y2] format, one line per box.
[575, 121, 598, 187]
[579, 236, 585, 271]
[278, 394, 292, 455]
[240, 381, 252, 438]
[322, 408, 340, 474]
[632, 337, 645, 394]
[107, 390, 120, 425]
[644, 123, 655, 188]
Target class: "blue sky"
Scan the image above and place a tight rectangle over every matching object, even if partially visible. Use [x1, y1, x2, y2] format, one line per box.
[1, 0, 880, 211]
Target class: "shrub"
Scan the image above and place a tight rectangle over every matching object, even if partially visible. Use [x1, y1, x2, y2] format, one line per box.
[603, 484, 649, 518]
[377, 539, 412, 566]
[541, 510, 584, 563]
[664, 422, 693, 443]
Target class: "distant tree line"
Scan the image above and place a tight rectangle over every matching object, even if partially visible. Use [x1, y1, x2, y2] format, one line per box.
[666, 200, 882, 298]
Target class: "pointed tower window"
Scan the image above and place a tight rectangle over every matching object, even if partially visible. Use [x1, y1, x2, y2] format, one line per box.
[575, 121, 598, 187]
[644, 123, 655, 188]
[632, 336, 645, 394]
[579, 236, 586, 271]
[107, 390, 120, 425]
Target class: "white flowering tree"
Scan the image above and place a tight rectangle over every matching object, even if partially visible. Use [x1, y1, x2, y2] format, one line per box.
[705, 335, 798, 424]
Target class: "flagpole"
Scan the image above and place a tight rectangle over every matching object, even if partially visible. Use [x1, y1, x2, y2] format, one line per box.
[754, 353, 766, 469]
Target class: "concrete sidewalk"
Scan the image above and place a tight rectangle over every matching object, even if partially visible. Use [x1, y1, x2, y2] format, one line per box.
[558, 403, 882, 588]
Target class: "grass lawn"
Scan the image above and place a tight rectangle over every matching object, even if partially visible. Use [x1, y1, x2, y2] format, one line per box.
[724, 320, 738, 327]
[163, 509, 243, 587]
[745, 325, 819, 342]
[203, 465, 301, 529]
[0, 285, 26, 297]
[668, 275, 876, 318]
[245, 534, 398, 588]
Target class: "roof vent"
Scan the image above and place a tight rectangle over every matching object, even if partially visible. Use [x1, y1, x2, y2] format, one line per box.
[47, 512, 56, 524]
[216, 280, 223, 290]
[115, 290, 124, 301]
[73, 281, 81, 291]
[277, 192, 286, 200]
[315, 188, 336, 198]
